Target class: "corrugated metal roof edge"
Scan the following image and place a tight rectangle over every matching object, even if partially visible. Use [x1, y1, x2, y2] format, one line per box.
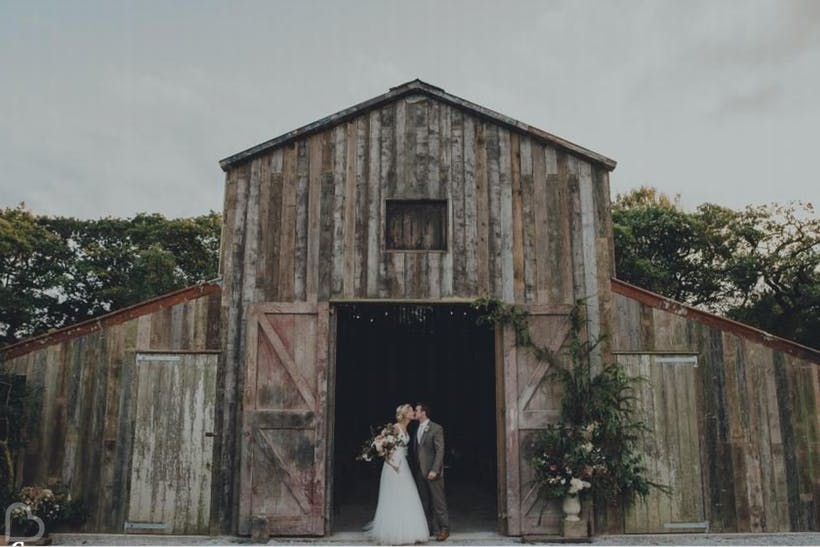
[219, 79, 617, 172]
[0, 282, 222, 361]
[611, 277, 820, 364]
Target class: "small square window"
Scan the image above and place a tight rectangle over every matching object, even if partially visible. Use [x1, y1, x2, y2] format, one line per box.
[385, 200, 447, 251]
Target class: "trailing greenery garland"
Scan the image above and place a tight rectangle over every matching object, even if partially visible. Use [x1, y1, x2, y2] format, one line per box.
[473, 297, 667, 508]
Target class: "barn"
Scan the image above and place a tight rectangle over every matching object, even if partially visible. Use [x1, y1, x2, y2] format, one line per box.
[2, 80, 819, 539]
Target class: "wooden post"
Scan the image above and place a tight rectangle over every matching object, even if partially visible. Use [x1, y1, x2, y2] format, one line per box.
[250, 515, 269, 543]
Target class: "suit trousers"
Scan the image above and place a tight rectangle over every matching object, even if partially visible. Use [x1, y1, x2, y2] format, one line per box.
[415, 472, 449, 533]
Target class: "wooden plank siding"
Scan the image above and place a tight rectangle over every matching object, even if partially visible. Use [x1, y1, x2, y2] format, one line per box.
[609, 282, 820, 533]
[0, 288, 221, 533]
[221, 93, 612, 314]
[218, 93, 615, 535]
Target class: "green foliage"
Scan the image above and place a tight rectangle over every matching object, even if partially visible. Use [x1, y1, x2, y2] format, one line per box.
[0, 441, 13, 527]
[0, 374, 43, 451]
[0, 208, 73, 344]
[472, 298, 662, 508]
[613, 188, 820, 349]
[473, 296, 531, 346]
[0, 207, 221, 345]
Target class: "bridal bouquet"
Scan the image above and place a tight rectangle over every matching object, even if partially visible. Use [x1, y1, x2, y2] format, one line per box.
[356, 423, 403, 463]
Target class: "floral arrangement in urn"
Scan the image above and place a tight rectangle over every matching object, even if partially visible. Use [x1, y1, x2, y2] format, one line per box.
[474, 297, 666, 525]
[356, 423, 404, 463]
[531, 423, 608, 499]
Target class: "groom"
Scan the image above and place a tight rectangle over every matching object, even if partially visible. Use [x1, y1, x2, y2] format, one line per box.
[413, 403, 450, 541]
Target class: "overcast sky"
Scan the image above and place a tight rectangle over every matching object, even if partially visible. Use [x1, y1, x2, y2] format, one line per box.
[1, 0, 818, 219]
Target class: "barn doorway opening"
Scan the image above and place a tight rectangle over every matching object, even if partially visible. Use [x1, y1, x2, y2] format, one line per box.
[332, 302, 498, 534]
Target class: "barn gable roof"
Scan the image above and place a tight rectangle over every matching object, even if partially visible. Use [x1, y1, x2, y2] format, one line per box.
[219, 79, 617, 172]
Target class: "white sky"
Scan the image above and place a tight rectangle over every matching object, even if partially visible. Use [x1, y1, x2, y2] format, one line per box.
[1, 0, 818, 219]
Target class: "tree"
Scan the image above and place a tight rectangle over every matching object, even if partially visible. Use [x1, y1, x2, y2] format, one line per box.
[612, 187, 734, 308]
[0, 208, 221, 346]
[0, 207, 72, 342]
[613, 188, 820, 349]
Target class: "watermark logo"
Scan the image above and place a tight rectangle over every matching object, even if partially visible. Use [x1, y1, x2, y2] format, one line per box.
[5, 502, 45, 545]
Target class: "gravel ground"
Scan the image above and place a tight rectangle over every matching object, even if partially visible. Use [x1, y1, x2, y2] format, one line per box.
[45, 532, 820, 546]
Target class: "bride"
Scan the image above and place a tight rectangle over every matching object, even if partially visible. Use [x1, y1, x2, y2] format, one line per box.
[368, 403, 430, 545]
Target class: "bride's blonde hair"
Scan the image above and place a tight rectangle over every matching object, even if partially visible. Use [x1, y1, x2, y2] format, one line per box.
[395, 403, 413, 421]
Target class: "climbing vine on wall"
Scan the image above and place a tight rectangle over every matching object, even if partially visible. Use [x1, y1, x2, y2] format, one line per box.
[472, 297, 667, 506]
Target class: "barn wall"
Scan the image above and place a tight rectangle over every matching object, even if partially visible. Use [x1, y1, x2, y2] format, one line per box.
[0, 288, 221, 533]
[217, 93, 615, 533]
[220, 94, 613, 305]
[607, 288, 820, 533]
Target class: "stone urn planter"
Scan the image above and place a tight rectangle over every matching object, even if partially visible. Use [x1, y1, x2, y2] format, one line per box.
[561, 494, 588, 538]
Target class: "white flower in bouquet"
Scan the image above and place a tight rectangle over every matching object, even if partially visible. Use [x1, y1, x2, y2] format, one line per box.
[567, 477, 591, 495]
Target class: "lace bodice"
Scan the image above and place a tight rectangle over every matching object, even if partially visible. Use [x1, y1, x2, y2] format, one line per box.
[390, 428, 410, 461]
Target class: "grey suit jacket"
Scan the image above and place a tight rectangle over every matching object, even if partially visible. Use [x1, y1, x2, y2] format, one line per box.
[415, 420, 445, 476]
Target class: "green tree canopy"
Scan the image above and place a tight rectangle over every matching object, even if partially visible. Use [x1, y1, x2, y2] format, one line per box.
[0, 207, 220, 346]
[613, 187, 819, 349]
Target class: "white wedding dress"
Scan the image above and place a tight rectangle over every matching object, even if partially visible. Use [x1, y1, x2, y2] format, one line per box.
[368, 429, 430, 544]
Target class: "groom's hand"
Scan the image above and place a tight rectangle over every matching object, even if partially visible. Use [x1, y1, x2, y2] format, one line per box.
[427, 471, 437, 480]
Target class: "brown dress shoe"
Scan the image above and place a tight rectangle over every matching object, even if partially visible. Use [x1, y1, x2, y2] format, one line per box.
[435, 530, 449, 541]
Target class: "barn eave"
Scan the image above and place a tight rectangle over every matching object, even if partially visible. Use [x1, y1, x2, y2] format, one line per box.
[0, 281, 222, 361]
[611, 277, 820, 364]
[218, 79, 618, 172]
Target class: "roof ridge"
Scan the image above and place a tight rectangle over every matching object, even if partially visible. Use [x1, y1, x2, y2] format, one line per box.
[219, 80, 616, 171]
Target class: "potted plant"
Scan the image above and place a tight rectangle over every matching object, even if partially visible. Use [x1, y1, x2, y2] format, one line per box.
[528, 305, 665, 533]
[474, 298, 665, 535]
[7, 485, 86, 544]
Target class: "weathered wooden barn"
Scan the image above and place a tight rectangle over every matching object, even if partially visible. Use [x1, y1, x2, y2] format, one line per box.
[2, 80, 819, 538]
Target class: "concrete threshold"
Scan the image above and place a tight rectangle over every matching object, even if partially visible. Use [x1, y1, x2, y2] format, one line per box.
[48, 531, 820, 546]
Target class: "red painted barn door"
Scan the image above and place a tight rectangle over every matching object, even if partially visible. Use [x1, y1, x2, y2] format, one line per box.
[239, 303, 330, 536]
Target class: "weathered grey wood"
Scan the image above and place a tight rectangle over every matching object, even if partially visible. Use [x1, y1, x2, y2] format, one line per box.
[219, 80, 617, 172]
[342, 122, 357, 297]
[577, 160, 601, 371]
[266, 151, 284, 301]
[502, 325, 521, 535]
[354, 116, 370, 296]
[517, 312, 571, 535]
[306, 137, 322, 303]
[219, 164, 251, 534]
[532, 145, 549, 304]
[243, 157, 261, 315]
[2, 289, 221, 533]
[126, 353, 217, 534]
[428, 97, 441, 199]
[294, 142, 309, 301]
[450, 109, 466, 294]
[239, 305, 329, 536]
[439, 104, 453, 296]
[331, 124, 347, 298]
[498, 129, 514, 303]
[365, 110, 381, 297]
[486, 125, 502, 298]
[279, 145, 298, 301]
[318, 133, 335, 301]
[510, 133, 524, 303]
[463, 116, 478, 295]
[378, 105, 395, 297]
[519, 138, 535, 303]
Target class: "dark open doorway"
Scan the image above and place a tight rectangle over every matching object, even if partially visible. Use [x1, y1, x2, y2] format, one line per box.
[331, 302, 498, 533]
